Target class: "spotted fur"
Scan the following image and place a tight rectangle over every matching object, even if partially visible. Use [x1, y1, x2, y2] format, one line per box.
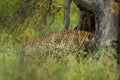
[24, 30, 94, 56]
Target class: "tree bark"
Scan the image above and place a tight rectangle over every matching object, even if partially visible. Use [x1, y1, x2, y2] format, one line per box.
[74, 10, 95, 33]
[95, 0, 120, 49]
[74, 0, 120, 77]
[63, 0, 72, 30]
[64, 0, 120, 76]
[63, 0, 95, 33]
[74, 0, 120, 48]
[64, 0, 120, 48]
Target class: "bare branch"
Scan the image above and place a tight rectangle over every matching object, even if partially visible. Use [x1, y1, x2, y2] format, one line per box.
[63, 0, 72, 30]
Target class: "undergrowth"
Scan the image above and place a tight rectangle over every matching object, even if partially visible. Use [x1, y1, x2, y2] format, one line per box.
[0, 0, 119, 80]
[0, 31, 119, 80]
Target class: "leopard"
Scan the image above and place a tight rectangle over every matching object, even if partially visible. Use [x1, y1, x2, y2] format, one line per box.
[23, 30, 94, 58]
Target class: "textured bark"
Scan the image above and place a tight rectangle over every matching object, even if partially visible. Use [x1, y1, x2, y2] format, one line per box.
[64, 0, 120, 74]
[73, 0, 97, 12]
[63, 0, 72, 30]
[74, 10, 95, 33]
[64, 0, 120, 48]
[63, 0, 95, 33]
[73, 0, 120, 77]
[73, 0, 120, 48]
[64, 0, 120, 76]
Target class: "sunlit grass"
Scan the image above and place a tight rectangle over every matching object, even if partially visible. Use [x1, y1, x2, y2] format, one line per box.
[0, 0, 119, 79]
[0, 32, 119, 80]
[0, 50, 118, 80]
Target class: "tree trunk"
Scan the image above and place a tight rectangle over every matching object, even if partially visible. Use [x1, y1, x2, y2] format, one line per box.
[95, 0, 120, 49]
[64, 0, 120, 53]
[63, 0, 95, 33]
[63, 0, 72, 30]
[74, 10, 95, 33]
[75, 0, 120, 77]
[74, 0, 120, 48]
[64, 0, 120, 76]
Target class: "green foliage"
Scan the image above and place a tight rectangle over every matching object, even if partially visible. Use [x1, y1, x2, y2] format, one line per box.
[0, 0, 119, 80]
[0, 47, 119, 80]
[0, 0, 18, 28]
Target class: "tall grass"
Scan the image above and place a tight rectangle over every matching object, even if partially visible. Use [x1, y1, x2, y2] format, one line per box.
[0, 0, 119, 80]
[0, 31, 118, 80]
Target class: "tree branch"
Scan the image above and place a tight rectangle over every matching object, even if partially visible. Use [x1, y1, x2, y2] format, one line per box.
[74, 0, 97, 12]
[63, 0, 72, 30]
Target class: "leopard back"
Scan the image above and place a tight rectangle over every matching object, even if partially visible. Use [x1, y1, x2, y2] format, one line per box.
[24, 30, 94, 56]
